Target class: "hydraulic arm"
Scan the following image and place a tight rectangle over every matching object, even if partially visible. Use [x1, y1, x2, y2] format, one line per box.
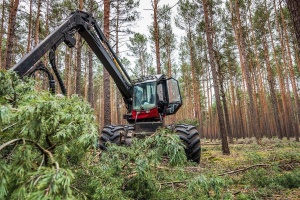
[11, 10, 133, 108]
[10, 10, 201, 163]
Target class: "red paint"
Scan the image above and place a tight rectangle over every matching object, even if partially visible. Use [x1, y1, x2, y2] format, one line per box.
[132, 107, 160, 120]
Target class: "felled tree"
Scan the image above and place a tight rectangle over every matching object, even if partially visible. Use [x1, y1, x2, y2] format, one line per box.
[0, 70, 98, 199]
[0, 70, 202, 199]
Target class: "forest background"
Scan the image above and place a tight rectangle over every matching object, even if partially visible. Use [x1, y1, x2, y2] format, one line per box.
[1, 0, 300, 156]
[1, 0, 300, 199]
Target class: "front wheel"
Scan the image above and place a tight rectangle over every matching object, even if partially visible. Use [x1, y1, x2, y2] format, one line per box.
[174, 124, 201, 163]
[99, 125, 125, 150]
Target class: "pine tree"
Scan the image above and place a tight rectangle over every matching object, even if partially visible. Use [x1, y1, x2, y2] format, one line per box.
[286, 0, 300, 49]
[127, 32, 152, 77]
[202, 0, 230, 154]
[103, 0, 111, 125]
[0, 0, 5, 69]
[3, 0, 19, 69]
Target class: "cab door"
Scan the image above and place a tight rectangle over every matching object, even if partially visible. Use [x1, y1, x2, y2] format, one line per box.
[166, 78, 182, 115]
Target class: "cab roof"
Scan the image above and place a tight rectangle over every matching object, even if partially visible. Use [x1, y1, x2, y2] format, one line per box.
[132, 74, 165, 85]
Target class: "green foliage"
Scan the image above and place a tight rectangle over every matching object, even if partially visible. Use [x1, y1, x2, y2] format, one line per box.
[246, 152, 263, 164]
[0, 70, 191, 199]
[0, 71, 97, 199]
[79, 128, 187, 199]
[240, 167, 300, 199]
[127, 32, 154, 77]
[187, 175, 229, 199]
[3, 70, 299, 199]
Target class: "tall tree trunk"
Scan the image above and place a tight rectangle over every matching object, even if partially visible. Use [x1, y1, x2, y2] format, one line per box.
[34, 0, 41, 47]
[187, 25, 201, 127]
[75, 1, 84, 95]
[203, 0, 230, 154]
[268, 2, 288, 139]
[79, 0, 83, 10]
[103, 0, 111, 125]
[45, 0, 50, 35]
[0, 0, 5, 69]
[236, 86, 246, 139]
[64, 48, 70, 96]
[75, 35, 82, 95]
[3, 0, 19, 70]
[279, 1, 300, 141]
[220, 73, 233, 143]
[26, 0, 32, 53]
[152, 0, 161, 73]
[286, 0, 300, 49]
[115, 0, 121, 124]
[215, 50, 233, 143]
[87, 0, 95, 109]
[248, 4, 276, 138]
[84, 53, 88, 100]
[262, 32, 282, 139]
[88, 48, 94, 108]
[274, 0, 296, 139]
[229, 78, 238, 139]
[230, 0, 260, 142]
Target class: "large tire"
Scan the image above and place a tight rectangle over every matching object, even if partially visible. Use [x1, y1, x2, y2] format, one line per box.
[175, 124, 201, 163]
[99, 125, 125, 150]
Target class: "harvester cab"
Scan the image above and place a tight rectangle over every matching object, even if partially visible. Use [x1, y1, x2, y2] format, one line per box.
[131, 75, 182, 123]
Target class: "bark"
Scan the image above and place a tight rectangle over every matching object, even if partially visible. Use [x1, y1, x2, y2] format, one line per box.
[64, 48, 71, 96]
[26, 0, 33, 53]
[236, 84, 246, 139]
[279, 2, 300, 141]
[262, 32, 282, 139]
[45, 0, 50, 35]
[152, 0, 161, 73]
[88, 48, 94, 108]
[79, 0, 83, 10]
[87, 0, 95, 109]
[286, 0, 300, 49]
[84, 53, 88, 100]
[34, 0, 41, 47]
[252, 0, 279, 138]
[229, 78, 238, 138]
[203, 0, 230, 154]
[187, 25, 201, 127]
[214, 50, 233, 143]
[220, 73, 233, 143]
[3, 0, 19, 70]
[114, 0, 121, 124]
[103, 0, 111, 125]
[230, 0, 260, 142]
[75, 0, 84, 95]
[248, 4, 276, 138]
[75, 35, 82, 95]
[267, 2, 288, 139]
[0, 0, 5, 69]
[274, 0, 294, 138]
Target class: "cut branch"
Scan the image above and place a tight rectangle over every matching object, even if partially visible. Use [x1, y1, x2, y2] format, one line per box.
[0, 138, 23, 151]
[159, 180, 187, 185]
[218, 164, 271, 176]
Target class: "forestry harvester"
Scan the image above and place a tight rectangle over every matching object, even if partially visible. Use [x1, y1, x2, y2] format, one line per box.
[11, 11, 201, 162]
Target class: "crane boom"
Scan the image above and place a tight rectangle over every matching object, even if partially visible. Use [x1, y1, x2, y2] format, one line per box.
[11, 10, 132, 103]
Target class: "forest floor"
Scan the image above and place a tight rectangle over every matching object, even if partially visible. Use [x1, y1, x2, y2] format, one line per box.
[179, 138, 300, 199]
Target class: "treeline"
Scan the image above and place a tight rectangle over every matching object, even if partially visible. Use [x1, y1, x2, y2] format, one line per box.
[1, 0, 300, 143]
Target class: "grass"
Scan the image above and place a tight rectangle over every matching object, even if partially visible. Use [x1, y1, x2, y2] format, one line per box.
[157, 137, 300, 199]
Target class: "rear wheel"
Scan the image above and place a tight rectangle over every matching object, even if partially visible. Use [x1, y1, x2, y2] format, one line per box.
[174, 124, 201, 163]
[99, 125, 125, 150]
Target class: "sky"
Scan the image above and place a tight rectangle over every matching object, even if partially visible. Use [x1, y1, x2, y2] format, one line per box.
[133, 0, 182, 35]
[124, 0, 185, 70]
